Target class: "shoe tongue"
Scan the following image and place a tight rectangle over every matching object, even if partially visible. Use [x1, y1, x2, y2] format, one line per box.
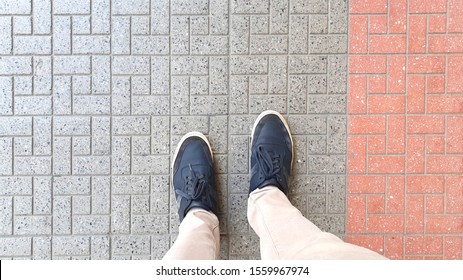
[257, 142, 287, 156]
[181, 164, 210, 179]
[252, 130, 289, 147]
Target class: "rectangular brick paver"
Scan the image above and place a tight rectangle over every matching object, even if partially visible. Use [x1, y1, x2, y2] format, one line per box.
[0, 0, 349, 260]
[348, 0, 463, 260]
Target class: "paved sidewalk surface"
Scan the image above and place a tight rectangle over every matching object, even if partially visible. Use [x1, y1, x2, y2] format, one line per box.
[0, 0, 348, 259]
[1, 0, 461, 261]
[348, 0, 463, 259]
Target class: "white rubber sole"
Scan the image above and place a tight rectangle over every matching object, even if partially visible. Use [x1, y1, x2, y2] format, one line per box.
[250, 110, 294, 168]
[171, 131, 213, 173]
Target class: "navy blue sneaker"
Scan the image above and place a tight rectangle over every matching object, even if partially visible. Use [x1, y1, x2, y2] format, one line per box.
[249, 110, 293, 195]
[172, 132, 218, 222]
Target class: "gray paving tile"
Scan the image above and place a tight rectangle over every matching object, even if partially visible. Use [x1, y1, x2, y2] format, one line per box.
[33, 237, 51, 260]
[0, 56, 32, 75]
[0, 0, 31, 14]
[14, 137, 32, 156]
[91, 236, 110, 260]
[112, 0, 148, 15]
[14, 195, 32, 215]
[33, 57, 52, 95]
[0, 138, 12, 175]
[14, 36, 51, 54]
[14, 216, 52, 235]
[34, 177, 52, 214]
[12, 16, 32, 36]
[52, 236, 90, 256]
[0, 197, 12, 235]
[0, 237, 31, 256]
[112, 236, 150, 255]
[0, 0, 348, 260]
[92, 0, 111, 34]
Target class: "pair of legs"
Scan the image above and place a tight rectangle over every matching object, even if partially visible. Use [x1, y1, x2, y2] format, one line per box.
[163, 111, 387, 260]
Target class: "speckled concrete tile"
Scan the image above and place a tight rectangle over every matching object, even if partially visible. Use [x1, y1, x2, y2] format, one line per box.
[0, 0, 348, 259]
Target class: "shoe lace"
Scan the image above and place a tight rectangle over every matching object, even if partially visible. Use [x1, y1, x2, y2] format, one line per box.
[256, 145, 282, 182]
[175, 164, 207, 201]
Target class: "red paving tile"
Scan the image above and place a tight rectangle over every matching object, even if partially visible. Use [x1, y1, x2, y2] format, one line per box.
[387, 116, 406, 154]
[348, 136, 367, 174]
[426, 216, 463, 234]
[448, 0, 463, 32]
[444, 236, 463, 259]
[368, 136, 387, 154]
[405, 236, 443, 255]
[426, 76, 446, 94]
[370, 16, 388, 34]
[447, 117, 463, 153]
[350, 0, 389, 14]
[349, 55, 387, 73]
[426, 195, 445, 214]
[348, 76, 367, 114]
[350, 16, 368, 53]
[408, 56, 446, 74]
[405, 196, 425, 233]
[386, 176, 405, 213]
[346, 235, 385, 255]
[407, 76, 426, 113]
[348, 176, 386, 194]
[388, 0, 407, 33]
[429, 36, 463, 53]
[409, 0, 447, 13]
[426, 156, 463, 174]
[408, 16, 427, 53]
[369, 36, 407, 53]
[368, 215, 405, 233]
[348, 0, 463, 259]
[368, 156, 405, 174]
[448, 56, 463, 93]
[367, 195, 385, 214]
[349, 116, 386, 134]
[347, 195, 367, 233]
[426, 136, 445, 154]
[429, 15, 447, 33]
[406, 136, 425, 173]
[387, 56, 407, 93]
[367, 96, 405, 114]
[428, 96, 463, 114]
[385, 236, 404, 259]
[368, 75, 387, 94]
[407, 176, 445, 194]
[408, 116, 445, 134]
[446, 176, 463, 213]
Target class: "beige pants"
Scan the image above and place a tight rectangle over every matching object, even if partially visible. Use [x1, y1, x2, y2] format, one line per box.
[163, 187, 387, 260]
